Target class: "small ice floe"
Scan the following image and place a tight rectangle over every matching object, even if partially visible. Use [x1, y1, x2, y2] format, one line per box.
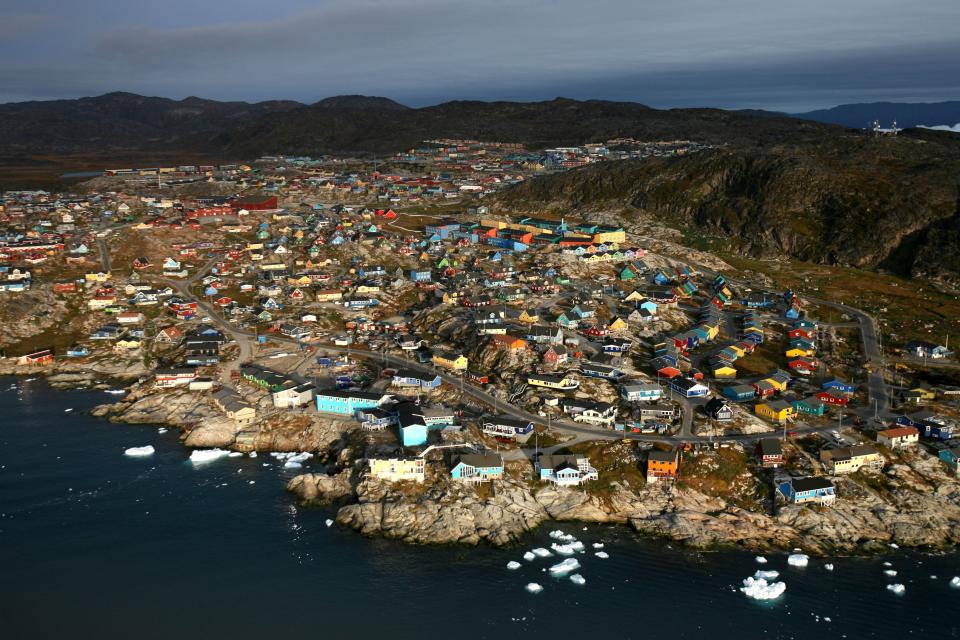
[64, 408, 73, 413]
[104, 389, 126, 395]
[595, 551, 609, 559]
[248, 452, 257, 458]
[825, 564, 835, 572]
[285, 461, 303, 469]
[740, 577, 786, 600]
[507, 561, 522, 570]
[325, 519, 334, 527]
[787, 554, 809, 568]
[531, 548, 553, 558]
[549, 530, 575, 542]
[886, 583, 906, 595]
[889, 543, 900, 549]
[124, 445, 155, 457]
[883, 561, 892, 567]
[824, 617, 832, 623]
[950, 576, 960, 588]
[189, 448, 232, 463]
[754, 570, 780, 580]
[569, 574, 586, 586]
[248, 481, 255, 485]
[755, 556, 768, 564]
[548, 558, 581, 575]
[930, 575, 938, 580]
[25, 378, 36, 382]
[884, 570, 898, 577]
[523, 552, 536, 561]
[525, 583, 543, 594]
[157, 428, 168, 434]
[551, 541, 585, 555]
[592, 543, 604, 549]
[228, 452, 243, 458]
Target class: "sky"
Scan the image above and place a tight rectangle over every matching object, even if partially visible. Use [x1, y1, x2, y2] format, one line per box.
[2, 0, 959, 111]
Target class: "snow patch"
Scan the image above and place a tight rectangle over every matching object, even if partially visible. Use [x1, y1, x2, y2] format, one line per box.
[740, 577, 786, 600]
[124, 445, 155, 457]
[787, 554, 809, 567]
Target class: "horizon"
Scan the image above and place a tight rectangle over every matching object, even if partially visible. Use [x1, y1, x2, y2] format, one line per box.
[3, 89, 960, 116]
[2, 1, 959, 112]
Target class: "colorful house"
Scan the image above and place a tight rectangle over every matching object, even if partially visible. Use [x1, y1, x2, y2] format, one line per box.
[755, 399, 795, 423]
[450, 454, 504, 484]
[537, 455, 598, 486]
[646, 448, 679, 482]
[315, 390, 384, 415]
[777, 476, 836, 505]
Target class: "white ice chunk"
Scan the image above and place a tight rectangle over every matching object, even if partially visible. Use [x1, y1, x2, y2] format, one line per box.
[824, 563, 834, 571]
[595, 551, 610, 559]
[889, 543, 899, 549]
[325, 519, 334, 527]
[755, 556, 768, 564]
[248, 452, 257, 458]
[787, 553, 809, 567]
[531, 548, 553, 558]
[884, 569, 897, 577]
[950, 576, 960, 588]
[569, 574, 586, 585]
[228, 452, 243, 457]
[157, 428, 167, 434]
[525, 583, 543, 594]
[592, 543, 605, 549]
[549, 530, 576, 542]
[754, 570, 780, 580]
[189, 448, 232, 463]
[284, 461, 303, 469]
[886, 583, 906, 595]
[548, 558, 581, 575]
[507, 561, 522, 570]
[551, 541, 585, 555]
[523, 552, 536, 561]
[124, 445, 155, 456]
[740, 577, 786, 600]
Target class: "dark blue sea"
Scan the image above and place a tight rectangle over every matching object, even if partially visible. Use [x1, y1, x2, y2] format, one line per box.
[0, 377, 955, 639]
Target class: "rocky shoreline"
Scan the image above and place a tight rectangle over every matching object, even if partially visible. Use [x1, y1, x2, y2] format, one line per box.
[288, 450, 960, 556]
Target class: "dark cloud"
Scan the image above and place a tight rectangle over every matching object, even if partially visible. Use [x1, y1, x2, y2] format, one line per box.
[1, 0, 959, 110]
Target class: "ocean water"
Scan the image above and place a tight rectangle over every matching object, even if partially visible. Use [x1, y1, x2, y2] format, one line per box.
[0, 377, 955, 639]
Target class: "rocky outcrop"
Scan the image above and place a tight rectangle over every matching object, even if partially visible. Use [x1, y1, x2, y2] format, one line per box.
[0, 357, 149, 388]
[287, 470, 355, 503]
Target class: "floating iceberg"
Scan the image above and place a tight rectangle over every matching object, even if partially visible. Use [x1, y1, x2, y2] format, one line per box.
[787, 554, 809, 567]
[104, 389, 126, 395]
[884, 569, 897, 577]
[157, 428, 168, 434]
[525, 583, 543, 594]
[228, 452, 243, 458]
[740, 577, 786, 600]
[950, 576, 960, 588]
[523, 552, 536, 561]
[551, 541, 585, 555]
[592, 543, 605, 549]
[124, 445, 155, 457]
[507, 561, 521, 570]
[284, 461, 303, 469]
[824, 563, 834, 571]
[325, 519, 334, 527]
[248, 452, 257, 458]
[64, 408, 73, 413]
[569, 574, 586, 586]
[189, 448, 232, 463]
[755, 556, 768, 564]
[595, 551, 609, 559]
[548, 558, 581, 575]
[886, 583, 906, 595]
[754, 570, 780, 580]
[889, 543, 899, 549]
[531, 548, 553, 558]
[549, 530, 576, 542]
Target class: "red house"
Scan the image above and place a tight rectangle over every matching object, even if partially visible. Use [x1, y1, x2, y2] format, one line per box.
[231, 195, 278, 211]
[17, 349, 54, 365]
[788, 328, 813, 339]
[815, 391, 849, 406]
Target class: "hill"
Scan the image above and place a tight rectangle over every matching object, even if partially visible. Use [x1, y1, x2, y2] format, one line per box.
[497, 128, 960, 283]
[794, 101, 960, 130]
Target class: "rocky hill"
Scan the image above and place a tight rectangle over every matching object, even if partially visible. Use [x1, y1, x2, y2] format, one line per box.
[498, 128, 960, 283]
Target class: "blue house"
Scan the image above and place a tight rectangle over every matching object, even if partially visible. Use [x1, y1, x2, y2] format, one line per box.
[723, 384, 756, 401]
[939, 448, 960, 473]
[450, 454, 504, 483]
[409, 269, 432, 283]
[669, 377, 710, 398]
[315, 390, 384, 415]
[822, 379, 855, 394]
[777, 477, 836, 505]
[392, 369, 442, 392]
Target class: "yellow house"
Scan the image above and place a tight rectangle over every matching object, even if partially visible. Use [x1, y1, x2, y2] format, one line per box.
[624, 290, 646, 303]
[356, 284, 381, 295]
[728, 344, 746, 357]
[114, 338, 142, 350]
[608, 317, 629, 332]
[785, 347, 814, 359]
[85, 272, 111, 282]
[519, 309, 540, 324]
[592, 229, 626, 243]
[246, 242, 264, 251]
[287, 275, 313, 286]
[703, 324, 720, 340]
[712, 365, 737, 378]
[755, 400, 795, 422]
[368, 457, 425, 483]
[316, 289, 344, 303]
[909, 387, 936, 401]
[442, 290, 462, 304]
[765, 377, 788, 392]
[432, 352, 468, 371]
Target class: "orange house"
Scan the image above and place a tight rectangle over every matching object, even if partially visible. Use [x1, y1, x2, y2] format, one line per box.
[647, 448, 679, 482]
[489, 334, 527, 351]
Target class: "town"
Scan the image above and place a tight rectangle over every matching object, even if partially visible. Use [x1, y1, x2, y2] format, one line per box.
[2, 142, 959, 550]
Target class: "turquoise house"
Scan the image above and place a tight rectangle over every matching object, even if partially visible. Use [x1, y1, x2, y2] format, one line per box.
[450, 454, 504, 483]
[315, 390, 383, 415]
[400, 424, 428, 447]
